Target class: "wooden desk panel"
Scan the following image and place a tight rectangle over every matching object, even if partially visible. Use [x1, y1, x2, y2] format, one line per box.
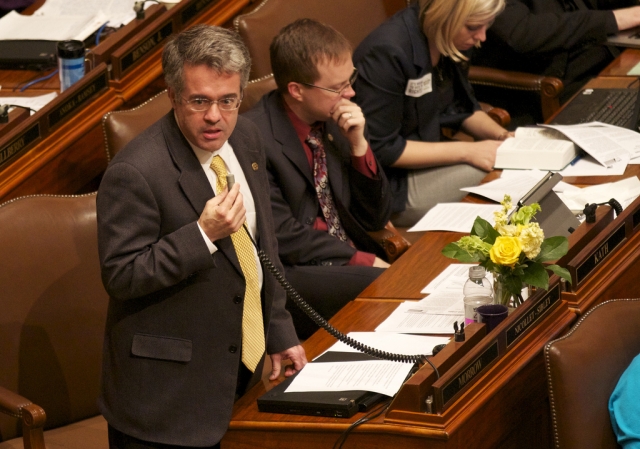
[600, 48, 640, 77]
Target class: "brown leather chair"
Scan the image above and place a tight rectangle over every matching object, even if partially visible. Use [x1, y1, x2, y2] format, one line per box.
[544, 298, 640, 449]
[102, 90, 172, 162]
[235, 0, 409, 80]
[0, 193, 109, 449]
[469, 66, 564, 122]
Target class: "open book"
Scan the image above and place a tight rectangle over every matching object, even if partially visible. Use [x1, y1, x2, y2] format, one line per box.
[494, 127, 578, 171]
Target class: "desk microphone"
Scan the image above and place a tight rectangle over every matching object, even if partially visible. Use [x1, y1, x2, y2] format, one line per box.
[228, 170, 438, 375]
[0, 105, 9, 124]
[133, 0, 160, 19]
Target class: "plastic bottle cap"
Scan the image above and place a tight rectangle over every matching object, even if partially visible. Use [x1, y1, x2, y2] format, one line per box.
[57, 40, 85, 59]
[468, 266, 486, 280]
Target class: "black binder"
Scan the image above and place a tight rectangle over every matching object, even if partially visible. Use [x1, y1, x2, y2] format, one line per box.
[0, 40, 57, 70]
[257, 352, 387, 418]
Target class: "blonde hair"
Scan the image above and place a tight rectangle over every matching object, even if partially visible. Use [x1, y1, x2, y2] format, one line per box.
[419, 0, 505, 62]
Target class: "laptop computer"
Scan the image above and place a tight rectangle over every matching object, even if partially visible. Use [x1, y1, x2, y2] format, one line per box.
[607, 26, 640, 49]
[0, 40, 57, 71]
[550, 88, 640, 130]
[257, 352, 387, 418]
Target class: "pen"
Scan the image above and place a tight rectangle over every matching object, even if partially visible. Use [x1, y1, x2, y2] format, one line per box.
[569, 154, 582, 166]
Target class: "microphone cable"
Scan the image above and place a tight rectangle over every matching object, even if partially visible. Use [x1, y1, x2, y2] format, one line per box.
[241, 224, 440, 377]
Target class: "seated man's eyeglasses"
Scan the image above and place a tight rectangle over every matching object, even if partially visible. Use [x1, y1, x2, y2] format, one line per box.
[298, 68, 358, 95]
[181, 94, 243, 112]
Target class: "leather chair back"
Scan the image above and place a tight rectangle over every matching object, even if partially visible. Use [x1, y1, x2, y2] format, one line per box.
[0, 194, 108, 445]
[234, 0, 409, 80]
[545, 298, 640, 449]
[102, 91, 172, 161]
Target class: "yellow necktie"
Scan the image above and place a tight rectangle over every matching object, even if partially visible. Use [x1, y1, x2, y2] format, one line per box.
[210, 155, 265, 372]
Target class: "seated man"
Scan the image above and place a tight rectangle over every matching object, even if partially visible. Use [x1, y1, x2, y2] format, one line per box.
[472, 0, 640, 105]
[243, 18, 392, 339]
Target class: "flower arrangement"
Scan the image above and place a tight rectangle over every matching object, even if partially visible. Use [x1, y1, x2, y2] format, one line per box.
[442, 195, 572, 307]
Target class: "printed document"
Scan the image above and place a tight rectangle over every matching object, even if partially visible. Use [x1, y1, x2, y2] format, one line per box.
[543, 122, 640, 167]
[409, 203, 502, 232]
[461, 169, 547, 203]
[558, 176, 640, 212]
[285, 360, 414, 396]
[375, 301, 463, 334]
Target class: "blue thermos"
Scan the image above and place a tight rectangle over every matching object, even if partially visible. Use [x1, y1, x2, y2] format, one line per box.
[57, 40, 85, 92]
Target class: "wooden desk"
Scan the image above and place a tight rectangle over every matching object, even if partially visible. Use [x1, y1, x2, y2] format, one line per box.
[600, 48, 640, 77]
[224, 68, 640, 449]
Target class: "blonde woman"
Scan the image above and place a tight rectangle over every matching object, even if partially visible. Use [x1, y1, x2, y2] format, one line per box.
[354, 0, 510, 227]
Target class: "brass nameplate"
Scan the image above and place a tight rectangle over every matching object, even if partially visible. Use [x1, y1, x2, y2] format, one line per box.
[506, 284, 561, 349]
[119, 20, 173, 75]
[180, 0, 218, 25]
[0, 123, 41, 168]
[440, 340, 499, 408]
[575, 224, 626, 286]
[47, 70, 109, 129]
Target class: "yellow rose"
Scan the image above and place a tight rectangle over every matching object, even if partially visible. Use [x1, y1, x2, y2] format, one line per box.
[490, 236, 522, 266]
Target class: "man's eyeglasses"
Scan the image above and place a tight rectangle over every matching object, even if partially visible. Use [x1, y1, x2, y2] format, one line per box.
[181, 95, 243, 112]
[298, 68, 358, 95]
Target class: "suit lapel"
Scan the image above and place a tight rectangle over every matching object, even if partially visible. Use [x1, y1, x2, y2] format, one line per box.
[268, 93, 315, 188]
[161, 113, 243, 275]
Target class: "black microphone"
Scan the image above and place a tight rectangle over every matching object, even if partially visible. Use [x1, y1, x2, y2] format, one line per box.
[0, 105, 9, 124]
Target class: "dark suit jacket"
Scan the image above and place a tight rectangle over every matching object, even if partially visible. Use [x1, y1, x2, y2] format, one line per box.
[353, 3, 480, 213]
[472, 0, 635, 94]
[242, 91, 392, 266]
[96, 112, 298, 447]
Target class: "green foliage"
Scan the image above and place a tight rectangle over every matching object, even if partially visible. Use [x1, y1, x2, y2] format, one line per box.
[535, 236, 569, 262]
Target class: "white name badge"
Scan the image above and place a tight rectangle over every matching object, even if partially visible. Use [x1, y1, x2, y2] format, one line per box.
[405, 73, 433, 97]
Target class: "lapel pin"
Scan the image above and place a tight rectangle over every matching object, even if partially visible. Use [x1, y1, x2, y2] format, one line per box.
[252, 162, 259, 171]
[327, 133, 334, 142]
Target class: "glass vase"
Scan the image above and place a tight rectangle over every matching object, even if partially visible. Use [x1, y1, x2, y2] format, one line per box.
[493, 274, 512, 307]
[492, 273, 525, 308]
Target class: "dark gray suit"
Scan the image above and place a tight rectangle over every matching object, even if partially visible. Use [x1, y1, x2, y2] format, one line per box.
[96, 112, 298, 447]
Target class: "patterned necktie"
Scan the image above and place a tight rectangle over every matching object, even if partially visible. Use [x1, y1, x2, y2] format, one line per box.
[209, 155, 265, 372]
[305, 127, 350, 243]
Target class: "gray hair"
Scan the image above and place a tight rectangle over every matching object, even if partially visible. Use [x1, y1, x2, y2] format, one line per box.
[162, 24, 251, 97]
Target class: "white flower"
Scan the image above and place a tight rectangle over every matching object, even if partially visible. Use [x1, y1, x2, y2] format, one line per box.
[518, 223, 544, 259]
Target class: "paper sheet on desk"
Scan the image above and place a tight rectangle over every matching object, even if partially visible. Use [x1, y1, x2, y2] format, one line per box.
[0, 10, 107, 41]
[1, 93, 58, 114]
[408, 203, 502, 232]
[558, 176, 640, 212]
[375, 301, 463, 334]
[461, 170, 547, 203]
[559, 155, 627, 176]
[325, 332, 450, 357]
[285, 360, 414, 396]
[422, 263, 477, 294]
[543, 122, 640, 167]
[34, 0, 146, 28]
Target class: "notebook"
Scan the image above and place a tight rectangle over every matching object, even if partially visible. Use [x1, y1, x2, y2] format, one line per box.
[550, 88, 640, 130]
[0, 40, 58, 70]
[257, 352, 387, 418]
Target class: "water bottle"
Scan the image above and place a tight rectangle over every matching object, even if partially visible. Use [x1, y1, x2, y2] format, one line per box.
[463, 266, 493, 325]
[57, 40, 85, 92]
